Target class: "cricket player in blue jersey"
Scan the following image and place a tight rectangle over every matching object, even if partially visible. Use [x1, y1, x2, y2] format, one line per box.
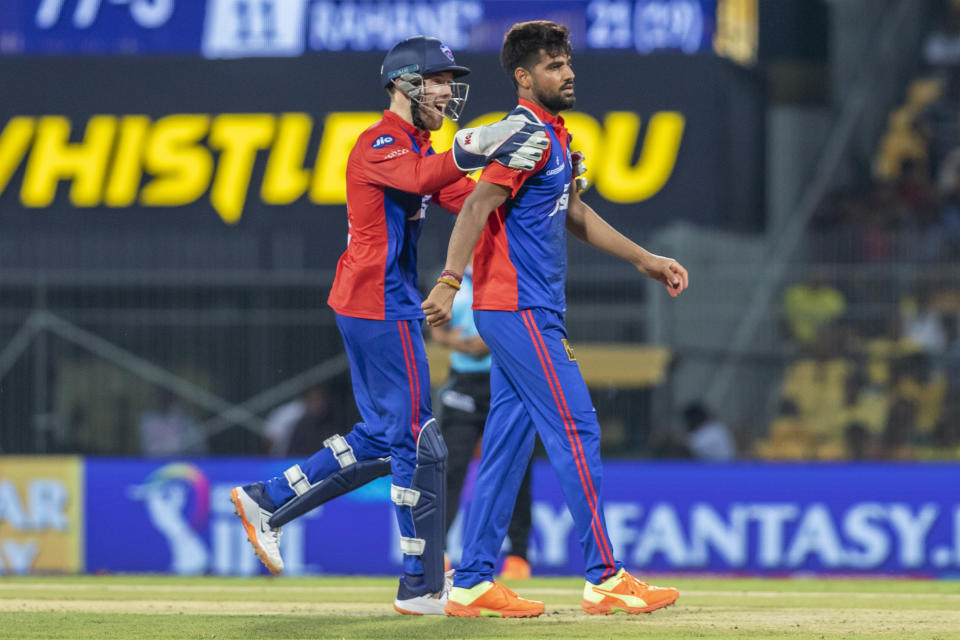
[229, 36, 549, 615]
[422, 21, 689, 618]
[430, 261, 534, 580]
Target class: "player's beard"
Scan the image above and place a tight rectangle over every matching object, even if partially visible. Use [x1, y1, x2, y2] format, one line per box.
[534, 80, 576, 112]
[410, 99, 427, 130]
[413, 101, 444, 131]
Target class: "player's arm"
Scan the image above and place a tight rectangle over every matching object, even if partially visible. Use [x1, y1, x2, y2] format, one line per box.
[363, 148, 467, 195]
[363, 120, 547, 195]
[432, 175, 477, 214]
[429, 324, 489, 355]
[422, 181, 510, 326]
[566, 188, 689, 298]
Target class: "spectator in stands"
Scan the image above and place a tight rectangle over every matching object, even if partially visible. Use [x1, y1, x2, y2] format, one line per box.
[843, 422, 873, 461]
[882, 396, 919, 460]
[923, 0, 960, 69]
[783, 271, 846, 348]
[935, 141, 960, 202]
[930, 396, 960, 458]
[682, 403, 736, 461]
[935, 155, 960, 254]
[895, 158, 934, 213]
[823, 364, 888, 444]
[286, 384, 339, 456]
[939, 312, 960, 386]
[903, 288, 948, 352]
[138, 388, 208, 457]
[755, 398, 814, 460]
[890, 351, 947, 438]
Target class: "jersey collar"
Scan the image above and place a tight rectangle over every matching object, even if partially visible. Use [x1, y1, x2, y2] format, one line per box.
[383, 110, 431, 146]
[517, 98, 565, 129]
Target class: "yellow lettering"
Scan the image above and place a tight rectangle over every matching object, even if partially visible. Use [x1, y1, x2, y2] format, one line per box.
[21, 115, 116, 207]
[563, 111, 603, 192]
[597, 111, 684, 203]
[429, 119, 459, 154]
[0, 117, 34, 199]
[209, 114, 275, 224]
[261, 113, 312, 206]
[140, 114, 212, 208]
[105, 116, 150, 207]
[310, 112, 381, 204]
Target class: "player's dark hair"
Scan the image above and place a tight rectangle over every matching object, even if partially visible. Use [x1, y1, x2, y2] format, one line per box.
[500, 21, 572, 89]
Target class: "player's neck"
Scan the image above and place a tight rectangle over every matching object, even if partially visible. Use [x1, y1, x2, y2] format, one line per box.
[517, 91, 559, 117]
[388, 103, 416, 127]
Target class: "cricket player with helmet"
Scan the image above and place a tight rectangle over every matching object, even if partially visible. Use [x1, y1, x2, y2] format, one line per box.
[422, 21, 689, 617]
[230, 35, 551, 615]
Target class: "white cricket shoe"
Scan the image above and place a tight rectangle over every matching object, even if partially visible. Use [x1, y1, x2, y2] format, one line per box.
[394, 570, 454, 615]
[230, 484, 283, 575]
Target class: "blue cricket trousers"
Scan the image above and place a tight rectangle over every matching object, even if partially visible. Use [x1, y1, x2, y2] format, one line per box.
[263, 313, 432, 576]
[454, 308, 622, 587]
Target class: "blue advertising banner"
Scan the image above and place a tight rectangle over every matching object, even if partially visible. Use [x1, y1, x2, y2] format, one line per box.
[0, 0, 725, 57]
[0, 0, 205, 55]
[84, 459, 960, 577]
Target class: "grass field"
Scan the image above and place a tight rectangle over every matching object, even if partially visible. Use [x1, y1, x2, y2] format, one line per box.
[1, 574, 959, 640]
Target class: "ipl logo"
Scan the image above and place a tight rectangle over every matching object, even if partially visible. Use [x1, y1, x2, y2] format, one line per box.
[129, 463, 210, 575]
[129, 463, 315, 575]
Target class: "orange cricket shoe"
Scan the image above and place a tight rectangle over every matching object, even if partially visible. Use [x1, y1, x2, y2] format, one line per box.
[582, 569, 679, 615]
[498, 555, 531, 580]
[445, 580, 545, 618]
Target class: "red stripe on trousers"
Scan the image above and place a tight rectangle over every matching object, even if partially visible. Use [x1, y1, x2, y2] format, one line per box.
[525, 311, 616, 577]
[520, 310, 615, 578]
[402, 322, 421, 439]
[397, 321, 420, 441]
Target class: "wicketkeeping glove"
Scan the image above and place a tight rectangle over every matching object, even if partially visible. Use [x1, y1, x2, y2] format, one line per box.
[572, 150, 589, 192]
[452, 117, 549, 172]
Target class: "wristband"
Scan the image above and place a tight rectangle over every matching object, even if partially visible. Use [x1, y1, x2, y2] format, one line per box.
[437, 276, 461, 291]
[439, 269, 463, 284]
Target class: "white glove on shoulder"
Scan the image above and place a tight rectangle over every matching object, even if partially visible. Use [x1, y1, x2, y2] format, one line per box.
[452, 116, 549, 172]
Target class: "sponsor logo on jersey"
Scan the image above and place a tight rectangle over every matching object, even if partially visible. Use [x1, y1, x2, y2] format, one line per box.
[372, 135, 395, 149]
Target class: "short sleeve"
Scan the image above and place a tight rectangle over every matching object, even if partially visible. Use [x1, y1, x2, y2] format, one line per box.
[477, 136, 553, 198]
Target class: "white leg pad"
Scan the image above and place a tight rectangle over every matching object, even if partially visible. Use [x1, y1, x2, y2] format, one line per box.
[391, 484, 421, 507]
[283, 464, 311, 496]
[323, 434, 357, 468]
[400, 536, 426, 556]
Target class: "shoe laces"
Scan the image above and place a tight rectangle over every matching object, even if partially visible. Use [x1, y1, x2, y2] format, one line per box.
[494, 581, 522, 599]
[622, 573, 650, 592]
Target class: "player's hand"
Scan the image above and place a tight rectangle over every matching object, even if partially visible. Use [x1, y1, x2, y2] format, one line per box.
[452, 117, 548, 172]
[638, 254, 689, 298]
[422, 283, 459, 327]
[572, 150, 589, 192]
[458, 334, 489, 356]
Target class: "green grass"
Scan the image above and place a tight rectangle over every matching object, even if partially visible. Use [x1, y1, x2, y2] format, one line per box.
[0, 575, 958, 640]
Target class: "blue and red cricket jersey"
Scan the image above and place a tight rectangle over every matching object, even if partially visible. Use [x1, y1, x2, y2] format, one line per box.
[264, 110, 474, 579]
[454, 99, 624, 588]
[328, 110, 474, 320]
[472, 99, 572, 314]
